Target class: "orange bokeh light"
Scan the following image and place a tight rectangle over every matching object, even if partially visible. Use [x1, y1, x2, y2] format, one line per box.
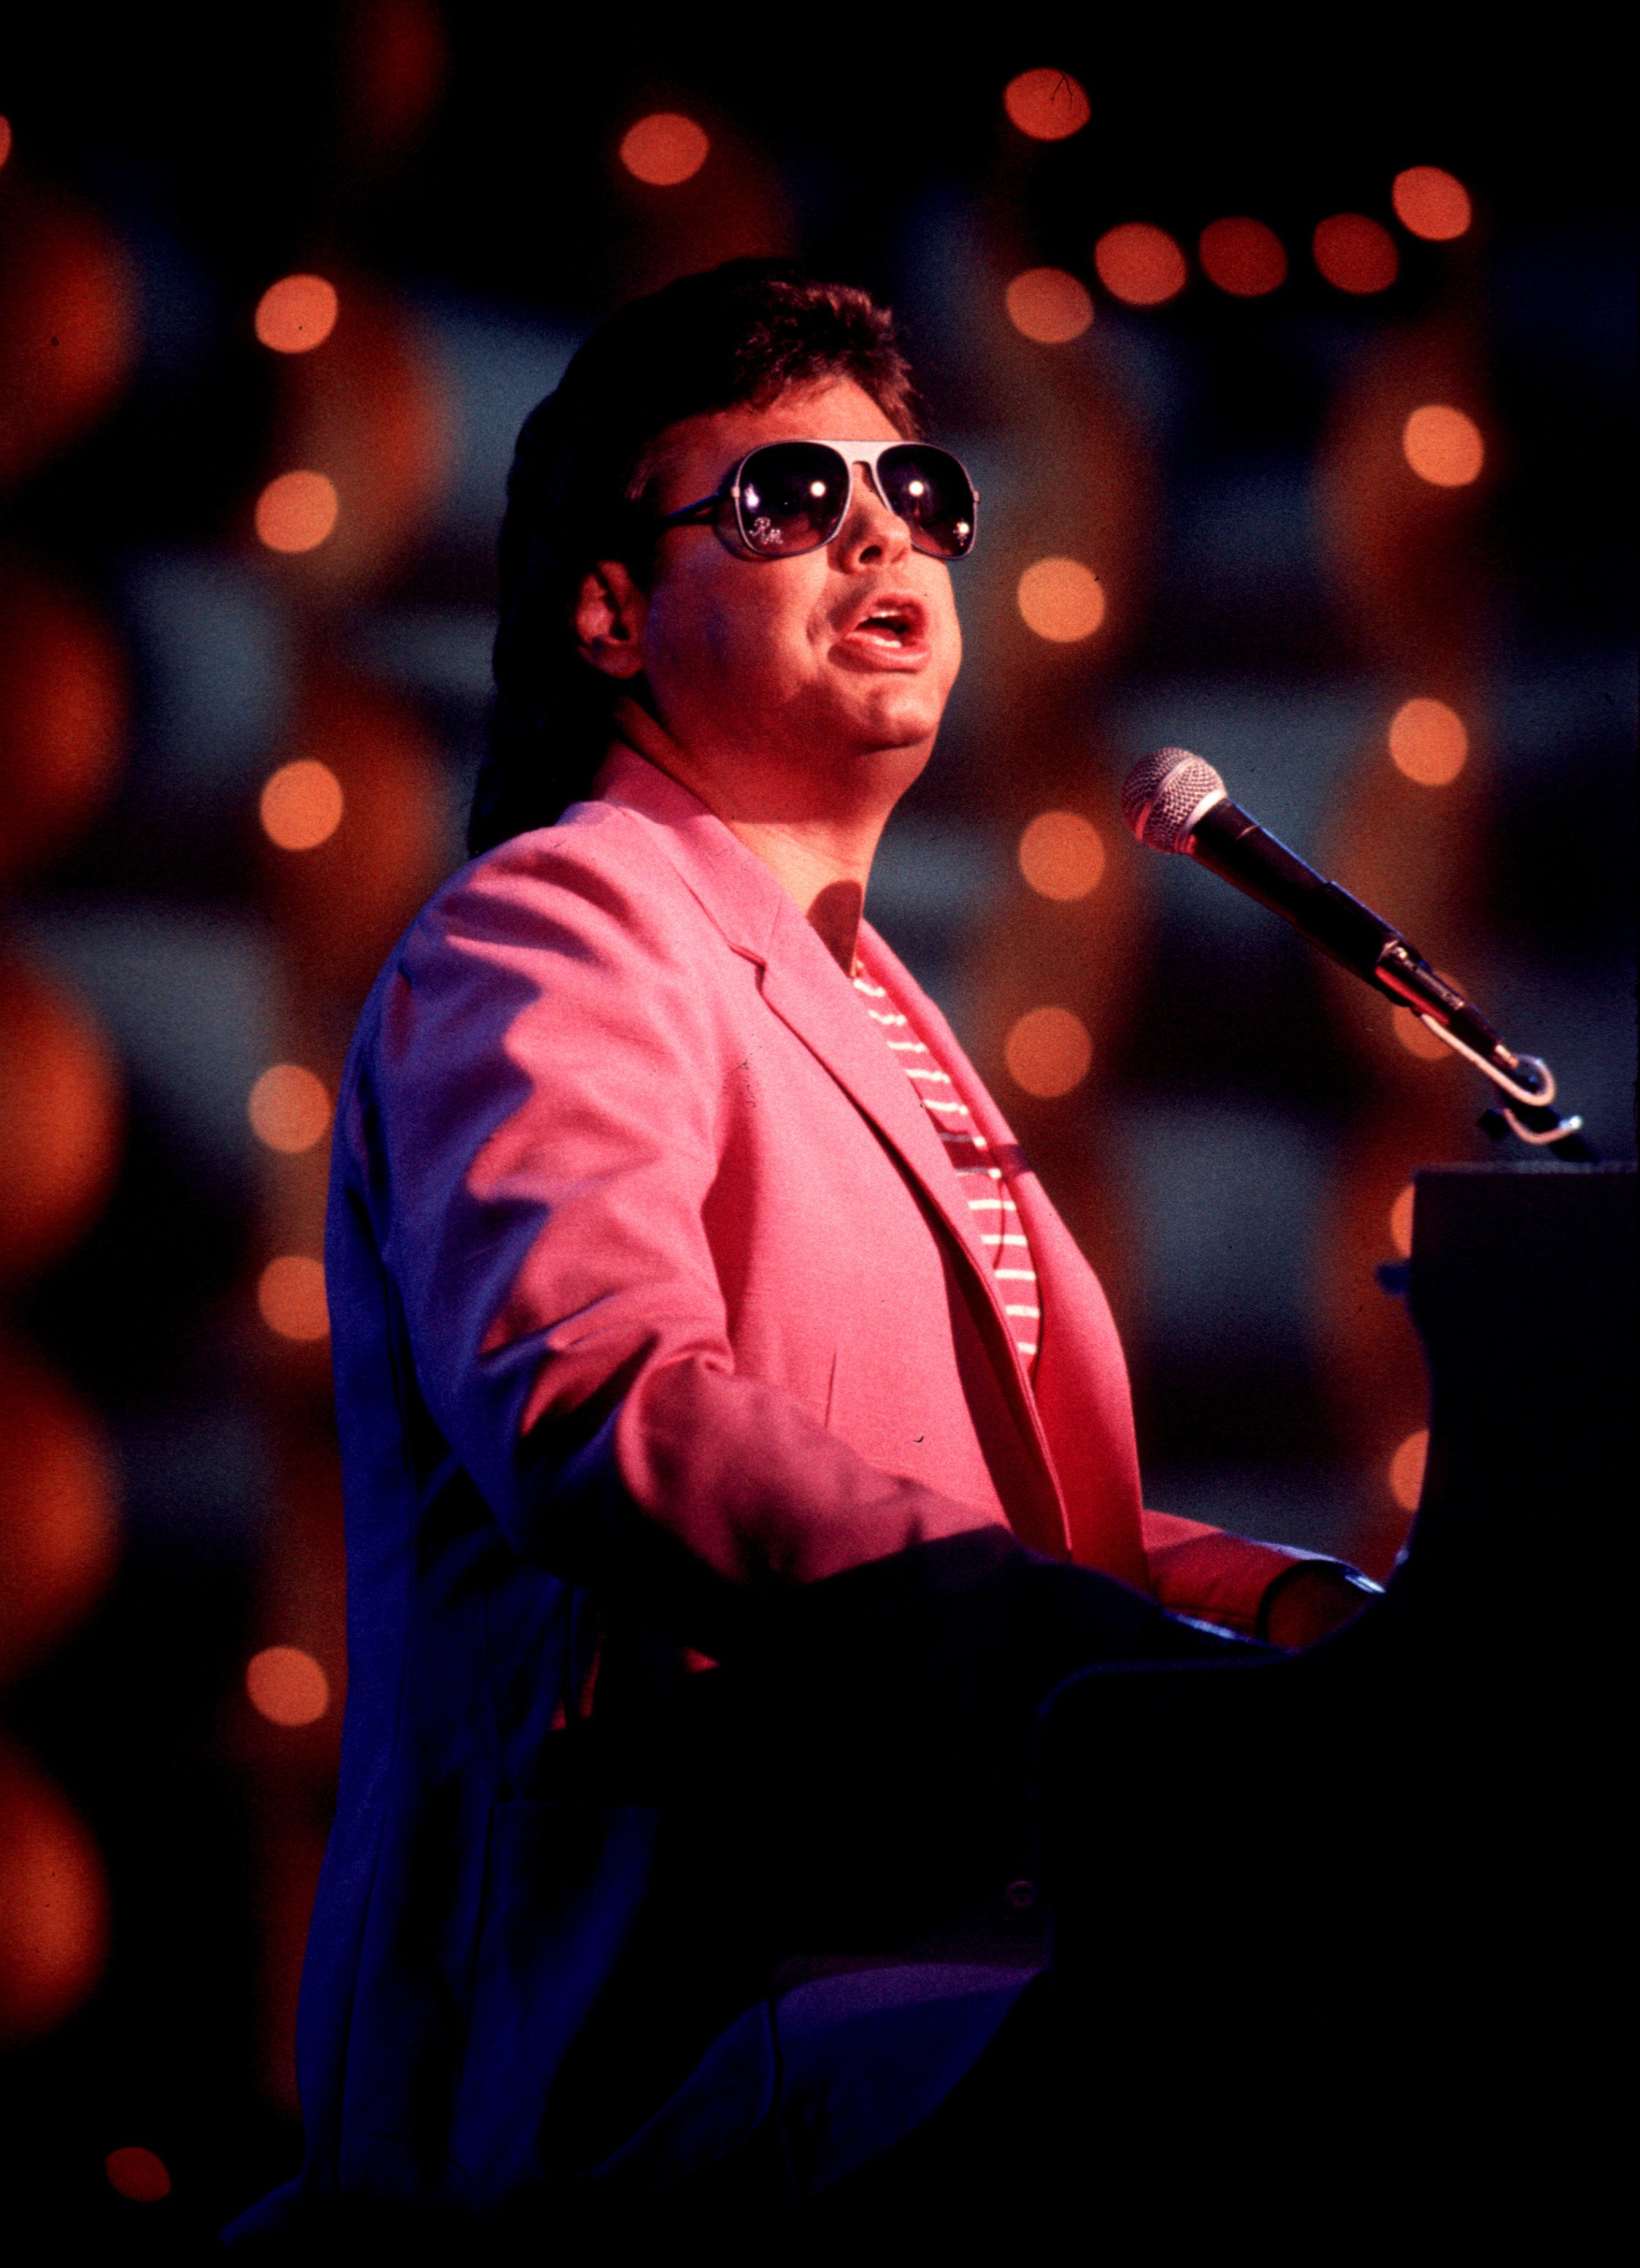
[1393, 1006, 1452, 1061]
[1402, 404, 1485, 488]
[260, 760, 344, 850]
[246, 1645, 331, 1726]
[1390, 1184, 1416, 1258]
[1312, 214, 1399, 294]
[1004, 1007, 1093, 1099]
[619, 113, 709, 185]
[1003, 69, 1090, 140]
[1198, 217, 1287, 297]
[1094, 223, 1187, 307]
[1017, 558, 1105, 642]
[1005, 267, 1093, 344]
[248, 1064, 332, 1153]
[1393, 166, 1472, 242]
[255, 274, 339, 354]
[258, 1256, 330, 1342]
[1389, 698, 1468, 785]
[1018, 812, 1106, 900]
[1389, 1429, 1429, 1511]
[104, 2148, 172, 2204]
[255, 470, 339, 554]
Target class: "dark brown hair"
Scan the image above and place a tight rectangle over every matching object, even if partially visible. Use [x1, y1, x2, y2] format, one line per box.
[469, 260, 921, 855]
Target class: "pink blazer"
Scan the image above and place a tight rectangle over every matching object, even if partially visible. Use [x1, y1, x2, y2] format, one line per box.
[369, 742, 1300, 1634]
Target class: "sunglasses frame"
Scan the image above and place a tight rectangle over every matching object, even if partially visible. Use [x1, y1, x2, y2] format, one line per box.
[653, 438, 979, 561]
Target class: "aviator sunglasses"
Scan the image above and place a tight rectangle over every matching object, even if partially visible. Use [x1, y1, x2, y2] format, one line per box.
[654, 439, 979, 562]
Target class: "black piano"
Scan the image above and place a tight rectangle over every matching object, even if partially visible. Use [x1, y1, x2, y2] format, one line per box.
[1036, 1161, 1632, 2233]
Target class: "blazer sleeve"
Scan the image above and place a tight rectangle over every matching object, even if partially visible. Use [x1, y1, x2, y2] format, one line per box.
[344, 823, 1001, 1644]
[1139, 1507, 1341, 1637]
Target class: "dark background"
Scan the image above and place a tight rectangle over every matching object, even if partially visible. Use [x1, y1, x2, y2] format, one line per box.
[1, 12, 1633, 2248]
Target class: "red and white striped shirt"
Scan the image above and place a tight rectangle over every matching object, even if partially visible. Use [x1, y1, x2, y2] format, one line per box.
[853, 968, 1041, 1370]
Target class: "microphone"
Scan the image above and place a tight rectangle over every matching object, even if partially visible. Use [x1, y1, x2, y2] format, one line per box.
[1120, 748, 1589, 1150]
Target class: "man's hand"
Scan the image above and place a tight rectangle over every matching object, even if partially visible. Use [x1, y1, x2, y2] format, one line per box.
[1258, 1563, 1382, 1649]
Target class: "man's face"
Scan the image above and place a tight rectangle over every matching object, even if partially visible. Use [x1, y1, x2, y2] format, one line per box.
[628, 377, 963, 803]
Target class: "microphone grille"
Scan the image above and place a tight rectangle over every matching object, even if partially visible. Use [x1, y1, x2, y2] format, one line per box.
[1120, 747, 1226, 854]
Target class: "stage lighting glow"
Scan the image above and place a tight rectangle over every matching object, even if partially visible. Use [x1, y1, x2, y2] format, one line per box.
[1017, 558, 1105, 642]
[104, 2148, 171, 2203]
[1094, 223, 1187, 306]
[260, 760, 344, 850]
[620, 113, 709, 185]
[1004, 69, 1090, 139]
[0, 116, 12, 168]
[1389, 698, 1468, 785]
[1312, 214, 1399, 294]
[1402, 405, 1484, 488]
[1389, 1429, 1428, 1510]
[258, 1256, 330, 1341]
[1006, 267, 1093, 343]
[1019, 812, 1106, 899]
[1390, 1185, 1416, 1258]
[248, 1064, 332, 1153]
[255, 274, 339, 353]
[1004, 1007, 1093, 1098]
[1198, 218, 1287, 297]
[1393, 1006, 1452, 1060]
[1393, 166, 1471, 241]
[255, 470, 339, 553]
[246, 1645, 331, 1726]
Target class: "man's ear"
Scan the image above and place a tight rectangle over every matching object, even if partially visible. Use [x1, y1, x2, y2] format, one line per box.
[574, 560, 648, 680]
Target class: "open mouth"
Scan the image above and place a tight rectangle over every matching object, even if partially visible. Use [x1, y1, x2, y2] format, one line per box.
[846, 594, 927, 648]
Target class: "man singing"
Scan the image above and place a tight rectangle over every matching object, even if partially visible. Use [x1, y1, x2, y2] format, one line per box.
[231, 261, 1368, 2250]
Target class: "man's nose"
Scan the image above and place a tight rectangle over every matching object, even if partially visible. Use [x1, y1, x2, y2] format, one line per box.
[835, 462, 912, 564]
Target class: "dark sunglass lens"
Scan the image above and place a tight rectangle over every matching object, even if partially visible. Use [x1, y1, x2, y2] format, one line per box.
[736, 444, 850, 555]
[877, 445, 977, 558]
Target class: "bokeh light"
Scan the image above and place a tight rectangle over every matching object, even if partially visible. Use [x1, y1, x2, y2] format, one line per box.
[0, 115, 12, 168]
[254, 274, 339, 353]
[255, 470, 339, 553]
[248, 1064, 332, 1153]
[1393, 166, 1472, 242]
[1393, 1007, 1452, 1060]
[1389, 1429, 1429, 1510]
[245, 1645, 331, 1726]
[1003, 69, 1090, 139]
[260, 760, 344, 850]
[0, 1341, 118, 1685]
[257, 1256, 330, 1342]
[104, 2148, 172, 2203]
[1312, 214, 1399, 293]
[1004, 1007, 1093, 1098]
[1390, 1184, 1417, 1258]
[1005, 267, 1093, 344]
[1198, 217, 1287, 297]
[1018, 812, 1106, 900]
[1094, 223, 1187, 306]
[619, 113, 709, 185]
[0, 1742, 109, 2042]
[0, 958, 123, 1288]
[1402, 405, 1485, 487]
[1017, 558, 1106, 642]
[1389, 698, 1468, 785]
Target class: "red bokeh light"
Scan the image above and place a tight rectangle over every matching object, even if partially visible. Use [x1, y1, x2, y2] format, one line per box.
[1402, 405, 1485, 488]
[1003, 69, 1091, 140]
[619, 114, 709, 186]
[0, 1740, 109, 2042]
[255, 274, 339, 354]
[1017, 559, 1106, 642]
[258, 1256, 331, 1342]
[1312, 214, 1399, 294]
[1389, 698, 1468, 785]
[1005, 268, 1093, 344]
[1392, 166, 1472, 242]
[255, 471, 339, 554]
[1198, 218, 1287, 298]
[104, 2147, 172, 2204]
[1094, 224, 1187, 307]
[1389, 1429, 1429, 1510]
[246, 1645, 331, 1726]
[260, 759, 345, 850]
[1005, 1007, 1094, 1099]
